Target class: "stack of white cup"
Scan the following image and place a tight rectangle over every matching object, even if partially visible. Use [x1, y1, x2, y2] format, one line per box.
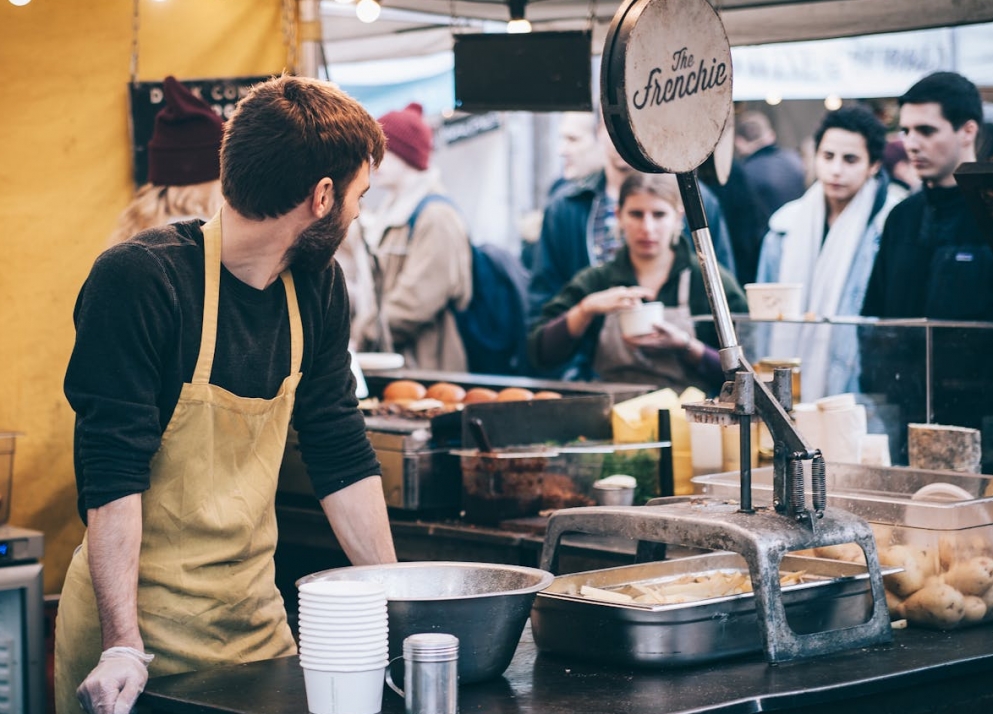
[298, 579, 389, 714]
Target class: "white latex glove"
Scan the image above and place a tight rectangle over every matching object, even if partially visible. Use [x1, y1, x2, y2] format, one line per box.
[77, 646, 154, 714]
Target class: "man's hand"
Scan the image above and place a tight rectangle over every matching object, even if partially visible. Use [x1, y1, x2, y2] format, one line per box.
[77, 646, 154, 714]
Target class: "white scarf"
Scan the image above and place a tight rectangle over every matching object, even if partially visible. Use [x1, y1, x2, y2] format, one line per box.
[769, 177, 879, 400]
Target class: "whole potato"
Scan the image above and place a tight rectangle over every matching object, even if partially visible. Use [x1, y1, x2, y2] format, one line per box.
[879, 545, 929, 597]
[940, 534, 993, 571]
[871, 525, 894, 549]
[885, 589, 906, 619]
[944, 556, 993, 597]
[939, 535, 960, 572]
[903, 581, 965, 628]
[982, 583, 993, 610]
[961, 595, 988, 623]
[813, 543, 865, 564]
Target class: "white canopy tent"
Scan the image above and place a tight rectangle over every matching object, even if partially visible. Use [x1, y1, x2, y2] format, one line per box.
[318, 0, 993, 249]
[319, 0, 993, 63]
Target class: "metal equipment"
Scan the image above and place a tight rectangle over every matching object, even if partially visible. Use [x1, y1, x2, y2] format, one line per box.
[542, 0, 894, 663]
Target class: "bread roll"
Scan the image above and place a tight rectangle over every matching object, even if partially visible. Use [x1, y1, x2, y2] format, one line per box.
[533, 391, 563, 400]
[382, 380, 427, 402]
[496, 387, 535, 402]
[463, 387, 499, 404]
[425, 382, 466, 405]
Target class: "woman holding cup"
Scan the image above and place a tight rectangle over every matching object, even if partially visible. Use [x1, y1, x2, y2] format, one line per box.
[527, 172, 746, 392]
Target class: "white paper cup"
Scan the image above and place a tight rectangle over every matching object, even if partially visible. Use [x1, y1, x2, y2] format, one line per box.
[302, 665, 386, 714]
[298, 605, 387, 615]
[299, 651, 389, 666]
[298, 635, 388, 652]
[860, 433, 891, 467]
[299, 590, 386, 602]
[299, 580, 387, 599]
[744, 283, 802, 320]
[618, 301, 664, 337]
[299, 620, 388, 633]
[298, 619, 387, 631]
[815, 393, 857, 411]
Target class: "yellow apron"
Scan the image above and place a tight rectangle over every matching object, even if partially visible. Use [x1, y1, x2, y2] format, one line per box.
[55, 214, 301, 712]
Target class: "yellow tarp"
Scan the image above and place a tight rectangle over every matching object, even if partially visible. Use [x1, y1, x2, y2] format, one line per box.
[0, 0, 285, 593]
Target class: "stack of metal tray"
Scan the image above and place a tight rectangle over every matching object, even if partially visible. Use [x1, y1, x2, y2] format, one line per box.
[530, 552, 896, 668]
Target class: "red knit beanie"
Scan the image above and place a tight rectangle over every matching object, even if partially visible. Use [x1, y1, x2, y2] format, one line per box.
[378, 103, 433, 171]
[147, 76, 224, 186]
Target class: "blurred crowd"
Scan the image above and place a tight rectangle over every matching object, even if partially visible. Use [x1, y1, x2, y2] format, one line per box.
[117, 70, 992, 438]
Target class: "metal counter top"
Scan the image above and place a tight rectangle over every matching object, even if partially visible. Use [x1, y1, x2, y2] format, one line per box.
[137, 623, 993, 714]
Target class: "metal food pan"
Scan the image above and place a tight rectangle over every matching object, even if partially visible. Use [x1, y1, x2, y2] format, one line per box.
[530, 552, 894, 668]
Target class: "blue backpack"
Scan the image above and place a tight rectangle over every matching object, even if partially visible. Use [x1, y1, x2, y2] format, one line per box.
[408, 195, 530, 376]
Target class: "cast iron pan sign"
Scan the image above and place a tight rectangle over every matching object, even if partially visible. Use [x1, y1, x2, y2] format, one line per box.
[601, 0, 733, 174]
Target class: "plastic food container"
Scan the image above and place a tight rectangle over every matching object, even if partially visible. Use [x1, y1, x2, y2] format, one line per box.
[693, 464, 993, 630]
[460, 450, 548, 525]
[458, 442, 664, 524]
[744, 282, 803, 320]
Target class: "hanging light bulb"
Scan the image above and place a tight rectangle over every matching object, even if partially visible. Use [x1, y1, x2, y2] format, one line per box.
[824, 94, 843, 111]
[507, 0, 531, 34]
[355, 0, 381, 23]
[9, 0, 32, 5]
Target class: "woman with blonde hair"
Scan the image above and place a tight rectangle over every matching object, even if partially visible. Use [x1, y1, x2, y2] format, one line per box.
[108, 76, 224, 245]
[528, 172, 746, 392]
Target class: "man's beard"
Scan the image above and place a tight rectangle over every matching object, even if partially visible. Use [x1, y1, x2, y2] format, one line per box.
[286, 203, 351, 272]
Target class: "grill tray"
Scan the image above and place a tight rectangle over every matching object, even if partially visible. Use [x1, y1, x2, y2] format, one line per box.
[531, 552, 895, 668]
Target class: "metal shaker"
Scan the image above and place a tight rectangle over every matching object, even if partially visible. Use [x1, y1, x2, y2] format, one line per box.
[388, 632, 459, 714]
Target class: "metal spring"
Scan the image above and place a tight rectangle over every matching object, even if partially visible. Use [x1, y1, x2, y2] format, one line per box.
[812, 451, 827, 517]
[790, 457, 805, 514]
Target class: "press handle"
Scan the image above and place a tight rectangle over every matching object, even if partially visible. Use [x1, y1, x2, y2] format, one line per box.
[385, 655, 404, 698]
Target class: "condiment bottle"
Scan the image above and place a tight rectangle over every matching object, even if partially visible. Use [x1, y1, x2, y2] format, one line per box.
[394, 633, 459, 714]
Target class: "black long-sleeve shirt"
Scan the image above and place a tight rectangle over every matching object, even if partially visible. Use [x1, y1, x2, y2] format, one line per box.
[65, 220, 379, 522]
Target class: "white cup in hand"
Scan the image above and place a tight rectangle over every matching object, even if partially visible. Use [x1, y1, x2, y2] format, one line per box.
[618, 301, 664, 337]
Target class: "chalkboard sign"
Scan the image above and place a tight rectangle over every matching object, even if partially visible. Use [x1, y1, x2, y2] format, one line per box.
[128, 76, 270, 187]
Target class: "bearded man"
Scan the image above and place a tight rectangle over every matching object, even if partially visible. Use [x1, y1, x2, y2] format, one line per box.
[57, 75, 397, 714]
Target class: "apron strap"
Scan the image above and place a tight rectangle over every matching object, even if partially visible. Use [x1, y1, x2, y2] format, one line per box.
[193, 213, 223, 385]
[280, 271, 304, 375]
[194, 212, 305, 384]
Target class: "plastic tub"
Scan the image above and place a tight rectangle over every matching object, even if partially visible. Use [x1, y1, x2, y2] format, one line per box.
[744, 283, 802, 320]
[693, 464, 993, 630]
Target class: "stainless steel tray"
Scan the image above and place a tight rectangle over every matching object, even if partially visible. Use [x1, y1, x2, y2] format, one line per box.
[530, 552, 896, 668]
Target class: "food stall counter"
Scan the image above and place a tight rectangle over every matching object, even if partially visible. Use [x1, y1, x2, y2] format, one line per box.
[137, 623, 993, 714]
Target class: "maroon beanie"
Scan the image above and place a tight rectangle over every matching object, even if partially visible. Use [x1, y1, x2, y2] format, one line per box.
[882, 139, 909, 173]
[378, 102, 433, 171]
[147, 76, 224, 186]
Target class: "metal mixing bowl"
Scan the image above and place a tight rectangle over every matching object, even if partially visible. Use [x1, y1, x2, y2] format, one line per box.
[296, 561, 553, 683]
